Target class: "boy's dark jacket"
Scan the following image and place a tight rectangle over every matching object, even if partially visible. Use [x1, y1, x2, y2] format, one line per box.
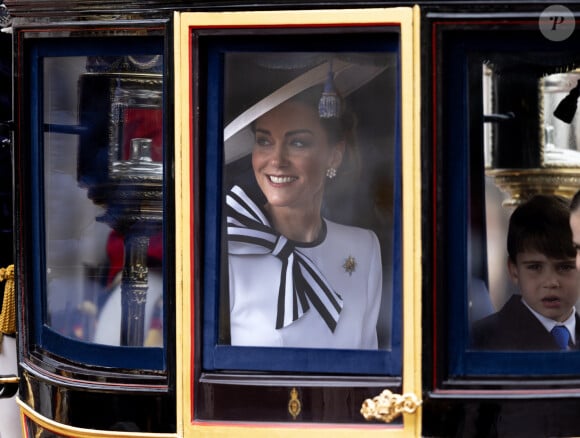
[471, 295, 580, 351]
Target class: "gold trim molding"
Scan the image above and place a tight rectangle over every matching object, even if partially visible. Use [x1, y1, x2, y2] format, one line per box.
[17, 398, 176, 438]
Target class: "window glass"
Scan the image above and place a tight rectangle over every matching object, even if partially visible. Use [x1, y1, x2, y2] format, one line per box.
[200, 34, 403, 376]
[43, 56, 163, 346]
[221, 51, 396, 351]
[39, 51, 165, 352]
[437, 26, 580, 377]
[473, 65, 580, 351]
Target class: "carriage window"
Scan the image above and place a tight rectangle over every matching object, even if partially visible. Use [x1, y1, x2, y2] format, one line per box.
[436, 23, 580, 379]
[177, 10, 417, 422]
[220, 51, 395, 352]
[476, 68, 580, 351]
[26, 37, 166, 368]
[200, 41, 402, 379]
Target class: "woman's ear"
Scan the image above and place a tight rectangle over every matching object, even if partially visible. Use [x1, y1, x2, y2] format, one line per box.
[329, 140, 345, 169]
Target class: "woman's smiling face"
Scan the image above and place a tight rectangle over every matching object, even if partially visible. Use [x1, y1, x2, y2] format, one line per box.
[251, 100, 343, 212]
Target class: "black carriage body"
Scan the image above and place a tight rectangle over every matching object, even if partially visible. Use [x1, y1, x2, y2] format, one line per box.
[2, 1, 580, 438]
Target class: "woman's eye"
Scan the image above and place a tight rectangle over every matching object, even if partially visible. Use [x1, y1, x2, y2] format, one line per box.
[290, 137, 312, 148]
[255, 136, 272, 147]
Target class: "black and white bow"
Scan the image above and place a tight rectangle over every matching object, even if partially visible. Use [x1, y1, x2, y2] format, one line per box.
[226, 185, 343, 332]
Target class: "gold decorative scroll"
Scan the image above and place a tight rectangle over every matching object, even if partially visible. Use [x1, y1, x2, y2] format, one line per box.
[360, 389, 422, 423]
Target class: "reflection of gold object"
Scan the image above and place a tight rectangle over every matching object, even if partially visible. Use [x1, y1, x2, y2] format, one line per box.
[343, 256, 356, 275]
[360, 389, 422, 423]
[0, 374, 19, 400]
[486, 168, 580, 207]
[0, 375, 19, 385]
[79, 73, 164, 347]
[288, 387, 302, 420]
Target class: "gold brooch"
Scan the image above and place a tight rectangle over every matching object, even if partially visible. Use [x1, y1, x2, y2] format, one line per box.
[343, 255, 356, 275]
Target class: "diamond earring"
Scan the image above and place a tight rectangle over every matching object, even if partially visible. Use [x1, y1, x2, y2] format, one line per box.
[326, 167, 337, 179]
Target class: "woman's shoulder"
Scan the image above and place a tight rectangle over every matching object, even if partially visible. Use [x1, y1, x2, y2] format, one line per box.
[323, 219, 379, 246]
[325, 219, 377, 239]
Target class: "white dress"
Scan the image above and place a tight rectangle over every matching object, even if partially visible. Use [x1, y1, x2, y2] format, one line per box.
[228, 219, 382, 349]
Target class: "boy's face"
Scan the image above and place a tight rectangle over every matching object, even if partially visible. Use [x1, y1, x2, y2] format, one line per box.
[508, 250, 579, 322]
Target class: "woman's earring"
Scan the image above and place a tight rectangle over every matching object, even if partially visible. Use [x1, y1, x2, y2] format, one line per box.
[326, 167, 337, 179]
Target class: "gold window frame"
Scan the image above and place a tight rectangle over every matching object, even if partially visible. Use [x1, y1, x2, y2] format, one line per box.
[174, 7, 421, 437]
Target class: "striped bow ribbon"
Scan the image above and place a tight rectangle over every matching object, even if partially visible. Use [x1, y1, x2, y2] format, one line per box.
[226, 185, 343, 332]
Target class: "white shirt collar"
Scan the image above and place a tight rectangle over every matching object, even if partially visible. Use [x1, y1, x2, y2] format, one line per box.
[521, 297, 576, 344]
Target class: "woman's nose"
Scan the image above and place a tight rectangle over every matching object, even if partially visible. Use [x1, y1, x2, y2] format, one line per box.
[270, 144, 288, 166]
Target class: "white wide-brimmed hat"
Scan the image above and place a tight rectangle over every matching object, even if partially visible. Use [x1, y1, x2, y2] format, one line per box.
[224, 53, 390, 164]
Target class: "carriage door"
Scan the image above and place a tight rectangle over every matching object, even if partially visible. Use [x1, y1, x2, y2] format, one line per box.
[422, 6, 580, 436]
[174, 7, 424, 438]
[7, 18, 176, 436]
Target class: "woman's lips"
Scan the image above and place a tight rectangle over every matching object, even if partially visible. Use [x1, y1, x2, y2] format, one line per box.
[268, 175, 297, 184]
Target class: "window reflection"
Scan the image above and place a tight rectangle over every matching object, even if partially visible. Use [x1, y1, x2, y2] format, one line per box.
[542, 71, 580, 165]
[42, 55, 164, 347]
[471, 60, 580, 351]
